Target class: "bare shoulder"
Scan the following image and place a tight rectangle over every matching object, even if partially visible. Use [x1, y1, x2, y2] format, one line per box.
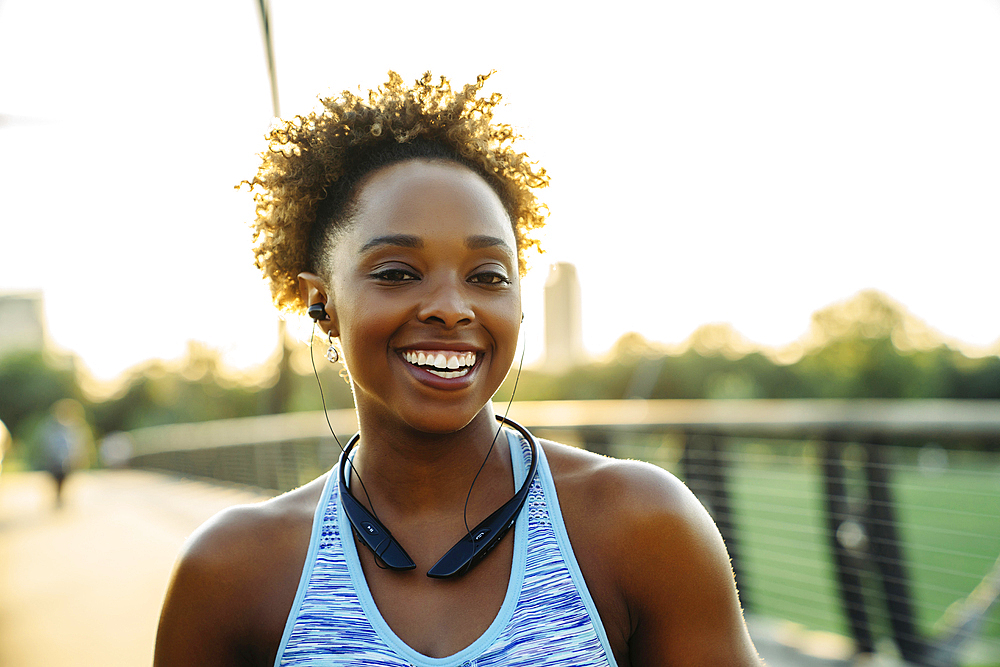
[154, 474, 328, 666]
[541, 440, 761, 666]
[540, 440, 721, 580]
[541, 439, 702, 528]
[179, 474, 325, 569]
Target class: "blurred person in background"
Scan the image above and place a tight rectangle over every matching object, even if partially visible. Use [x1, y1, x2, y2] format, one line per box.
[154, 72, 761, 666]
[38, 398, 86, 507]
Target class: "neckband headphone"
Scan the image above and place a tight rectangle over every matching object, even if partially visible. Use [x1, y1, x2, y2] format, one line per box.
[340, 414, 538, 579]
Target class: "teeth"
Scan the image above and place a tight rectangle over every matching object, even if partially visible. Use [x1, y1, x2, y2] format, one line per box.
[403, 350, 478, 372]
[426, 368, 470, 379]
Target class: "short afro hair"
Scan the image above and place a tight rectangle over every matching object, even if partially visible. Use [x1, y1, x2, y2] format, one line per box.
[244, 71, 550, 314]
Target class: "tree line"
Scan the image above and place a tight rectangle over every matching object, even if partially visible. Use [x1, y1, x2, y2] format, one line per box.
[1, 290, 997, 468]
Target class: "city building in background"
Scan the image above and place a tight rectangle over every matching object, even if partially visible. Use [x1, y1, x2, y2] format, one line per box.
[543, 262, 584, 372]
[0, 291, 46, 356]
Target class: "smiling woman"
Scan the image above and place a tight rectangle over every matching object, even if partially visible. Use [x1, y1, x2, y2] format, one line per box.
[153, 72, 763, 667]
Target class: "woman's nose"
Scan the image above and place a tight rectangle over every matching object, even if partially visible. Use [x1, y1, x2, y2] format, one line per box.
[417, 280, 475, 328]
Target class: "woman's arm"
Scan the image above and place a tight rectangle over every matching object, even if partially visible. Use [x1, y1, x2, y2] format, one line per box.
[154, 477, 322, 666]
[613, 461, 762, 666]
[154, 506, 260, 666]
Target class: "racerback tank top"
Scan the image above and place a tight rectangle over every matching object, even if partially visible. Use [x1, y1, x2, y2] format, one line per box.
[275, 429, 618, 667]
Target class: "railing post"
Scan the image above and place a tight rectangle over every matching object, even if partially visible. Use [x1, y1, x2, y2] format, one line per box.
[821, 438, 876, 654]
[681, 432, 748, 609]
[862, 439, 927, 663]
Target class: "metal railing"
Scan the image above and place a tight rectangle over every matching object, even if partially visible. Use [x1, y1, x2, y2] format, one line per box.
[127, 399, 1000, 666]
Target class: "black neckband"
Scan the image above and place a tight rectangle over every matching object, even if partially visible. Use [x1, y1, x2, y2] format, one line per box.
[338, 414, 539, 579]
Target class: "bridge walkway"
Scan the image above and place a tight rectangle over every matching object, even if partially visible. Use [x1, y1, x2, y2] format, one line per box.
[0, 470, 272, 667]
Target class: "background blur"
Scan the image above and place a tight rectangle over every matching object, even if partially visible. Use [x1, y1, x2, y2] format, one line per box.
[1, 0, 999, 665]
[1, 0, 998, 387]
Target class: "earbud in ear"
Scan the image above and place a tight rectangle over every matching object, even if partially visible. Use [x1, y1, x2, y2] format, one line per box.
[308, 303, 330, 322]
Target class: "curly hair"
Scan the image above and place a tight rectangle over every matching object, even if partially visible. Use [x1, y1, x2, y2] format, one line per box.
[244, 71, 550, 314]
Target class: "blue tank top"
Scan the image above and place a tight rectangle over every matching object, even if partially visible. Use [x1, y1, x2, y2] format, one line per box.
[275, 429, 619, 667]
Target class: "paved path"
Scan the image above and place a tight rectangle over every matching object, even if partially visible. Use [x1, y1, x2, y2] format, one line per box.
[0, 470, 273, 667]
[0, 469, 862, 667]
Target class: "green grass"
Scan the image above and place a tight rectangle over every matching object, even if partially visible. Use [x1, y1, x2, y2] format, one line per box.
[895, 464, 1000, 639]
[718, 444, 1000, 664]
[729, 452, 847, 635]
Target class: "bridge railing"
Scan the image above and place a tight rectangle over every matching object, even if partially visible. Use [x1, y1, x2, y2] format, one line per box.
[127, 399, 1000, 666]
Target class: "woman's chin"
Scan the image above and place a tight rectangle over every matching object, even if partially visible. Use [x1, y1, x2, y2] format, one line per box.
[397, 404, 492, 436]
[352, 367, 502, 436]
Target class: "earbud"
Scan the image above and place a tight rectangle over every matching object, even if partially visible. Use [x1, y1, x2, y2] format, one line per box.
[308, 303, 330, 322]
[521, 312, 525, 323]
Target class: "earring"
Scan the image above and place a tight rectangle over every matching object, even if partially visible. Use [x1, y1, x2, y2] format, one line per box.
[325, 331, 339, 364]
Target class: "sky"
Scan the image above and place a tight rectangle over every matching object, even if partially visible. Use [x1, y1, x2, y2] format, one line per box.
[1, 0, 998, 385]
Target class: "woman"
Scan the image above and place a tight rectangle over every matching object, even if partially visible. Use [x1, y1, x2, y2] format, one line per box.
[154, 72, 762, 666]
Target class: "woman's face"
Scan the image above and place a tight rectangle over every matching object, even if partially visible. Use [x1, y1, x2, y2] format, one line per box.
[319, 159, 521, 434]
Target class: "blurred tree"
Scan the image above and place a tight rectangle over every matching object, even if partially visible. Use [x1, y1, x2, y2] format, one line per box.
[0, 351, 86, 468]
[89, 341, 357, 434]
[6, 289, 993, 453]
[91, 351, 262, 433]
[500, 290, 998, 405]
[0, 351, 82, 441]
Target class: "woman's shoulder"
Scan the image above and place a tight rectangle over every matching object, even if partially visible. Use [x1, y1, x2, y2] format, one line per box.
[154, 474, 329, 665]
[181, 473, 327, 573]
[539, 438, 721, 575]
[540, 439, 701, 525]
[540, 439, 760, 665]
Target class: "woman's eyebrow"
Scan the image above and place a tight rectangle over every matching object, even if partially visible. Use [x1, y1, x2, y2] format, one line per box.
[359, 234, 423, 253]
[466, 235, 513, 254]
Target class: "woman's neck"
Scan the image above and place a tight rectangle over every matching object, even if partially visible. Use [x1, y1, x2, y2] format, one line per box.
[347, 403, 511, 517]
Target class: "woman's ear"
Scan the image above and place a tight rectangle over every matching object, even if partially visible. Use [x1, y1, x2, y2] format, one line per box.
[298, 272, 339, 338]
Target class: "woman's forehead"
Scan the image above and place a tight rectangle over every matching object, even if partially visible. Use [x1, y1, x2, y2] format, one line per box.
[347, 159, 516, 249]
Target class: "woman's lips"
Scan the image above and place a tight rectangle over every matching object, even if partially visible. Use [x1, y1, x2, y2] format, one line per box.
[398, 349, 482, 384]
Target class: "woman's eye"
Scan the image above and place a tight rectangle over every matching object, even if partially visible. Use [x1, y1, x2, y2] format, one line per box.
[470, 272, 510, 285]
[371, 268, 418, 282]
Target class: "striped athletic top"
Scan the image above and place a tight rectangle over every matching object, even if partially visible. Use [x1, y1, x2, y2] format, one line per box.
[275, 429, 619, 667]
